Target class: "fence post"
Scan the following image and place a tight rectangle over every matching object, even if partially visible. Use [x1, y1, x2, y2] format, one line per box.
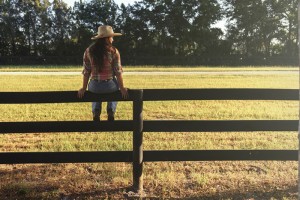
[132, 89, 144, 194]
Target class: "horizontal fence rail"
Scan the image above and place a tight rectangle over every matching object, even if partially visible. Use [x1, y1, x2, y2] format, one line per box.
[0, 150, 297, 164]
[0, 151, 133, 164]
[142, 89, 299, 101]
[1, 120, 298, 134]
[143, 120, 299, 132]
[144, 150, 298, 161]
[0, 121, 134, 133]
[0, 88, 298, 104]
[0, 90, 132, 104]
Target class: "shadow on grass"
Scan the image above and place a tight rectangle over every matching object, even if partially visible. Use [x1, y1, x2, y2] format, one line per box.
[0, 183, 60, 200]
[50, 185, 298, 200]
[0, 165, 297, 199]
[0, 184, 297, 199]
[187, 186, 298, 200]
[59, 186, 136, 199]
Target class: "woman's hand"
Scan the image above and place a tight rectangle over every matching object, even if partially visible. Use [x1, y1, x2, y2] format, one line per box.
[120, 87, 129, 99]
[77, 88, 86, 98]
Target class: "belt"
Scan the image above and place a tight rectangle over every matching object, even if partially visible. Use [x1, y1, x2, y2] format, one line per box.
[91, 78, 113, 82]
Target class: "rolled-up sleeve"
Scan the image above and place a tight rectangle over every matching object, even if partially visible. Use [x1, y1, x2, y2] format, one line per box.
[113, 49, 123, 75]
[82, 49, 91, 77]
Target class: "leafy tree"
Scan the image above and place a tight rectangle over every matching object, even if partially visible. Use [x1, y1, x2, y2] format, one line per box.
[0, 0, 297, 65]
[51, 0, 72, 56]
[187, 0, 224, 57]
[275, 0, 298, 56]
[225, 0, 266, 56]
[114, 3, 139, 62]
[84, 0, 119, 30]
[129, 0, 223, 58]
[19, 0, 42, 56]
[35, 0, 52, 56]
[71, 0, 94, 55]
[70, 0, 120, 57]
[123, 1, 157, 56]
[0, 0, 24, 55]
[224, 0, 297, 58]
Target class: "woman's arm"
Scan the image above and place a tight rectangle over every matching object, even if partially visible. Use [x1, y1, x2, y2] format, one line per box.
[78, 49, 91, 98]
[116, 73, 128, 99]
[78, 75, 89, 98]
[113, 48, 128, 99]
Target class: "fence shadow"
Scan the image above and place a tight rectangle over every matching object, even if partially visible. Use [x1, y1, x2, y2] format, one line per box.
[0, 164, 297, 199]
[187, 186, 298, 200]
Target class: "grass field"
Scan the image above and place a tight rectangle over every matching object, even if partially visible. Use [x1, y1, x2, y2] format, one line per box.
[0, 66, 298, 199]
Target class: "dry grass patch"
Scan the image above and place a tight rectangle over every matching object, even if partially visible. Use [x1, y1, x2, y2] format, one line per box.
[0, 161, 296, 199]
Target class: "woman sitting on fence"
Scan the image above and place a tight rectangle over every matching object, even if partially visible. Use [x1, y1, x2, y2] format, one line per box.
[77, 25, 128, 121]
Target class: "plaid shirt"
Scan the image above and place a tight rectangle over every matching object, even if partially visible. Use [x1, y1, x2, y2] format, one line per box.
[82, 46, 123, 80]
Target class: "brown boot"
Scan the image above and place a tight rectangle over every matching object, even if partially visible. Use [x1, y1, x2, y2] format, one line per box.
[107, 110, 115, 121]
[93, 113, 100, 122]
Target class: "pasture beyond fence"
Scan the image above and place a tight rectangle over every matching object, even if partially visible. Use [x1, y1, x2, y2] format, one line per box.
[0, 89, 299, 194]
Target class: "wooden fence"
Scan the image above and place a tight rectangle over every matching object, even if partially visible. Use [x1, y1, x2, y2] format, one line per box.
[0, 89, 299, 193]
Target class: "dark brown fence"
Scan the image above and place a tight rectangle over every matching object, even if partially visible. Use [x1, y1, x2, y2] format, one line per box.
[0, 89, 299, 193]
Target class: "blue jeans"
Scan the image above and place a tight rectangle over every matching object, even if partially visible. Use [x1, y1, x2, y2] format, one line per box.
[88, 78, 118, 116]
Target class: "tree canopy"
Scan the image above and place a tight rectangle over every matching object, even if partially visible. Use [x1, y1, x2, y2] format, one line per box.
[0, 0, 298, 65]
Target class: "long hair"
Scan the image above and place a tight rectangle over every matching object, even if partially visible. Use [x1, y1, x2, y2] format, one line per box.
[89, 38, 113, 72]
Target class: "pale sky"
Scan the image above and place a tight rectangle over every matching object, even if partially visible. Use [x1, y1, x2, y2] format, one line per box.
[64, 0, 136, 6]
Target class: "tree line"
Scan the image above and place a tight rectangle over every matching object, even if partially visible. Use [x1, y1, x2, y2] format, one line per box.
[0, 0, 298, 65]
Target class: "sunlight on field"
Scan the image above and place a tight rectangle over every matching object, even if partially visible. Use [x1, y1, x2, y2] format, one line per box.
[0, 66, 298, 199]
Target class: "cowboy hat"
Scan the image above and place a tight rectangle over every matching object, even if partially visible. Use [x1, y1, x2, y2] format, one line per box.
[91, 25, 122, 40]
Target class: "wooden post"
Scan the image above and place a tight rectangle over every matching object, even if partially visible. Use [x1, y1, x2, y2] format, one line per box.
[132, 90, 144, 194]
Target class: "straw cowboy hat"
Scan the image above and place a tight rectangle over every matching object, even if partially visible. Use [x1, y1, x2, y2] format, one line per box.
[91, 25, 122, 40]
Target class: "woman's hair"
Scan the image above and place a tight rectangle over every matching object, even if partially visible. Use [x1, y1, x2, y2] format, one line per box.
[89, 38, 115, 72]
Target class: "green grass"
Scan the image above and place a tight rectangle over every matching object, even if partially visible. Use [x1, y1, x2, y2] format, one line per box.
[0, 66, 298, 199]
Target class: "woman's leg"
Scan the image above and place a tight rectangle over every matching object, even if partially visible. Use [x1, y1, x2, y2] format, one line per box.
[92, 102, 102, 121]
[107, 101, 117, 121]
[88, 79, 119, 121]
[106, 77, 119, 121]
[88, 80, 103, 121]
